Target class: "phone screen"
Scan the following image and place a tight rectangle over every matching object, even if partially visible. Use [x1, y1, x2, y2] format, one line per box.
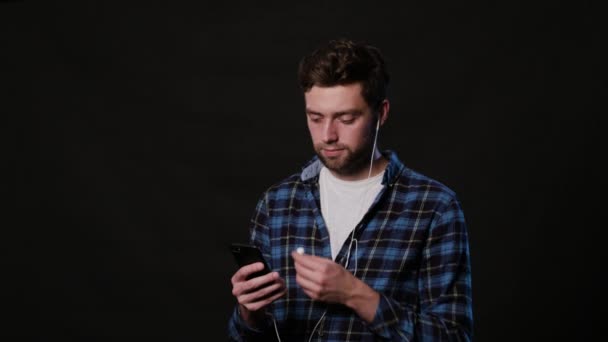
[230, 243, 271, 279]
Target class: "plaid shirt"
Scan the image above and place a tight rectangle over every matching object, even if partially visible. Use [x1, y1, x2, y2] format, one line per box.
[228, 151, 473, 341]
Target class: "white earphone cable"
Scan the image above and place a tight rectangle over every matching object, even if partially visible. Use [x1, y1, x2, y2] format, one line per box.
[367, 118, 380, 178]
[271, 314, 281, 342]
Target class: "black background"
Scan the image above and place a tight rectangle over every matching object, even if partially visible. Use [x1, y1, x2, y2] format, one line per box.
[3, 1, 605, 341]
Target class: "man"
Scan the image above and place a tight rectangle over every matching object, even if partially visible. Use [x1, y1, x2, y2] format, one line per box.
[228, 39, 473, 341]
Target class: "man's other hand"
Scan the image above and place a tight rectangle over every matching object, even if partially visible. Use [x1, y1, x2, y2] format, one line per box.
[291, 251, 380, 323]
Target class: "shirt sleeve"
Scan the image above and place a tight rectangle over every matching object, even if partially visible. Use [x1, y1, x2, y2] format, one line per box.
[228, 305, 273, 341]
[227, 194, 274, 341]
[366, 198, 474, 341]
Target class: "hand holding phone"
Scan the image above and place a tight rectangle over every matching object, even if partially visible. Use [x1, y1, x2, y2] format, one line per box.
[229, 243, 286, 325]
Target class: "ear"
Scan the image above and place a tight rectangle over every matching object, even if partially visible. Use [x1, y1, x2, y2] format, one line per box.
[377, 99, 390, 126]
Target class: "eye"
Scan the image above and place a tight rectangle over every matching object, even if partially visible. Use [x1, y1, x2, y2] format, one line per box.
[339, 116, 355, 124]
[308, 114, 323, 123]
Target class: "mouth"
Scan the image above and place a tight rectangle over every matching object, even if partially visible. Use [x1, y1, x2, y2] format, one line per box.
[322, 148, 345, 157]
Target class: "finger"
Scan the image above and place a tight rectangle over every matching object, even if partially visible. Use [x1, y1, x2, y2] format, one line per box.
[232, 262, 265, 283]
[291, 252, 329, 272]
[239, 281, 284, 304]
[244, 288, 287, 312]
[233, 271, 279, 296]
[291, 252, 318, 273]
[246, 271, 280, 292]
[301, 288, 320, 301]
[294, 261, 321, 283]
[294, 252, 329, 263]
[277, 276, 286, 287]
[295, 273, 321, 294]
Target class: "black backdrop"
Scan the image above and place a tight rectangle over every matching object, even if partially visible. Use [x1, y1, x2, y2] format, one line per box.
[3, 1, 604, 341]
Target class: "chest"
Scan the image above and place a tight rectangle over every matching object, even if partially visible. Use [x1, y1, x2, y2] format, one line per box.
[267, 186, 436, 290]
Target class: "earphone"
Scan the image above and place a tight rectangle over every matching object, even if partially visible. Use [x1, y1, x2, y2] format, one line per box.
[368, 116, 381, 178]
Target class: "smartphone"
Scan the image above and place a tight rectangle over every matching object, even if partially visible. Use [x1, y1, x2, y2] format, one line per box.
[230, 243, 272, 280]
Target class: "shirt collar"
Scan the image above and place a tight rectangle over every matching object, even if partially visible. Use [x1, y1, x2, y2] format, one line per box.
[300, 150, 406, 186]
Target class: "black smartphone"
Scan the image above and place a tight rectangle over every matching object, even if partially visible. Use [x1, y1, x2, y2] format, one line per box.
[230, 243, 272, 280]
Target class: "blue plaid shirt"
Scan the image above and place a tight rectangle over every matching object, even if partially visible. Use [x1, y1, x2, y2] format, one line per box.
[228, 151, 473, 341]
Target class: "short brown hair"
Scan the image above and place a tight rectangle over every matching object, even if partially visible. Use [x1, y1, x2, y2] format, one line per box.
[298, 39, 389, 110]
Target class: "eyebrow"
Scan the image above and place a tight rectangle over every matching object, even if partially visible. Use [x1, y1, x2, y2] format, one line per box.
[305, 108, 363, 117]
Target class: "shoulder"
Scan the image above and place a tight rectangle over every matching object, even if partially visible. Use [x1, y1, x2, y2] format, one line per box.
[387, 166, 468, 232]
[383, 150, 457, 205]
[256, 172, 309, 209]
[265, 173, 305, 196]
[391, 165, 461, 211]
[258, 156, 319, 202]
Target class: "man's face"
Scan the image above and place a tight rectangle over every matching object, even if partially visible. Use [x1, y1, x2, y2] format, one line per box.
[304, 83, 378, 178]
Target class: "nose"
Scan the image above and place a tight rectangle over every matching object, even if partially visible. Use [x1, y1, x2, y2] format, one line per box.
[322, 120, 338, 144]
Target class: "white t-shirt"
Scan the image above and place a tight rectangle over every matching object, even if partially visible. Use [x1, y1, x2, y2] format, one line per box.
[319, 167, 384, 260]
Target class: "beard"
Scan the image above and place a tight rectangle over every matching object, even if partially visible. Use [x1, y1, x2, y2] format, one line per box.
[314, 130, 376, 177]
